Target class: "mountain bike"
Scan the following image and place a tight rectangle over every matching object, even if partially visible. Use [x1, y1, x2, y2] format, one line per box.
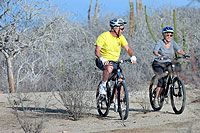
[96, 59, 131, 120]
[149, 55, 190, 114]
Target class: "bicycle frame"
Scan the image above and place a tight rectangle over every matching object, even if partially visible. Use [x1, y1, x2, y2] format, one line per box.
[161, 60, 182, 97]
[107, 61, 127, 103]
[161, 70, 172, 96]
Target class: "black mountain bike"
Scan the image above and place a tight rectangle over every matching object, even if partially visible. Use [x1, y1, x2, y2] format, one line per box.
[96, 59, 131, 120]
[149, 55, 190, 114]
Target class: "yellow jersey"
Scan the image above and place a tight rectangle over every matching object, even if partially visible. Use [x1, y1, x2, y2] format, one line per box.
[95, 31, 128, 61]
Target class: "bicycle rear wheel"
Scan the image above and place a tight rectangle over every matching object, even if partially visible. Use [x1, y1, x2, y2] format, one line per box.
[117, 82, 129, 120]
[170, 77, 186, 114]
[96, 82, 110, 117]
[149, 75, 164, 111]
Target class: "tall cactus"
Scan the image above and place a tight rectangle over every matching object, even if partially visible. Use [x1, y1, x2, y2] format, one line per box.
[173, 9, 178, 43]
[161, 23, 164, 30]
[93, 0, 99, 25]
[136, 0, 139, 16]
[139, 0, 143, 12]
[87, 0, 93, 26]
[129, 0, 134, 36]
[182, 28, 188, 52]
[144, 6, 157, 43]
[60, 59, 65, 73]
[136, 0, 143, 16]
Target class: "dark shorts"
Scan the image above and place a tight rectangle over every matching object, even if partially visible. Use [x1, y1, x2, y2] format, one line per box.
[95, 58, 118, 71]
[152, 60, 171, 75]
[152, 60, 171, 87]
[95, 58, 104, 70]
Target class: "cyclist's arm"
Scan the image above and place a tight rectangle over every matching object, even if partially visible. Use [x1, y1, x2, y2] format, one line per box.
[95, 44, 109, 64]
[95, 45, 101, 58]
[123, 45, 134, 57]
[123, 45, 137, 63]
[173, 41, 185, 55]
[153, 51, 162, 57]
[153, 42, 162, 57]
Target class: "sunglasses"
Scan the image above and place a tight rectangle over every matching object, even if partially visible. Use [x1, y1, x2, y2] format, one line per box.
[165, 34, 173, 37]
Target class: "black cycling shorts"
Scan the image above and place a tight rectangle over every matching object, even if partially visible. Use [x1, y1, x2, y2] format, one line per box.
[152, 60, 171, 75]
[95, 58, 118, 71]
[95, 58, 104, 70]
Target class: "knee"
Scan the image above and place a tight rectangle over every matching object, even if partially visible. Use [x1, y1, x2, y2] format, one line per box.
[105, 65, 113, 73]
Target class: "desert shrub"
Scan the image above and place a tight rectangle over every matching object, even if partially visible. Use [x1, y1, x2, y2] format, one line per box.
[8, 92, 53, 133]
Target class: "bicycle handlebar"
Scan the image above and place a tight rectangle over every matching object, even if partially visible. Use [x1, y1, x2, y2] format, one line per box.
[157, 54, 190, 61]
[175, 54, 190, 60]
[117, 59, 132, 64]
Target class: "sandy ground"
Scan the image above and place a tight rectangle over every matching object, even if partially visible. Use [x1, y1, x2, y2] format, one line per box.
[0, 86, 200, 133]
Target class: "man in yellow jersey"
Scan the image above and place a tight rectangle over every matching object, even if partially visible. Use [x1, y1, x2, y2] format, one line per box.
[95, 18, 137, 95]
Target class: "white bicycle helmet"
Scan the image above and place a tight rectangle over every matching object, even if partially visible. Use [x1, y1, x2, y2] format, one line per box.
[110, 18, 127, 27]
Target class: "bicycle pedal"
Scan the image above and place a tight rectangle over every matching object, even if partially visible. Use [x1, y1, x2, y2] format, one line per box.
[119, 99, 124, 102]
[165, 98, 169, 104]
[99, 94, 106, 99]
[97, 96, 105, 104]
[173, 94, 178, 97]
[178, 91, 182, 97]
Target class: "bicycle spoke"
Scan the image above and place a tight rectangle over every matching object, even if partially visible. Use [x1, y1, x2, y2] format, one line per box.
[149, 75, 164, 111]
[96, 83, 110, 117]
[118, 82, 129, 120]
[170, 77, 186, 114]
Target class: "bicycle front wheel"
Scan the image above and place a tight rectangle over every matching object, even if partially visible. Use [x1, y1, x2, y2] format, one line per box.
[117, 82, 129, 120]
[96, 82, 110, 117]
[170, 77, 186, 114]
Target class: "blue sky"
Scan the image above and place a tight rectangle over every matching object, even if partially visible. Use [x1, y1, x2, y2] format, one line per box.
[50, 0, 199, 19]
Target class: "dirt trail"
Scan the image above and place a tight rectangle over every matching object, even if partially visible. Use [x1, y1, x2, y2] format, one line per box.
[0, 87, 200, 133]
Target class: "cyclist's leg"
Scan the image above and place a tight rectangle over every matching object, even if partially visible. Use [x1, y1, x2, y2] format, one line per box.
[102, 64, 113, 82]
[98, 63, 114, 95]
[102, 61, 117, 85]
[152, 61, 165, 99]
[95, 60, 114, 116]
[156, 78, 165, 98]
[96, 58, 108, 95]
[95, 58, 114, 86]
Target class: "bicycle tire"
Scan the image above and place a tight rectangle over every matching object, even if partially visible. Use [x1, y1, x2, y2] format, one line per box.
[149, 75, 164, 111]
[96, 82, 110, 117]
[170, 77, 186, 114]
[117, 81, 129, 120]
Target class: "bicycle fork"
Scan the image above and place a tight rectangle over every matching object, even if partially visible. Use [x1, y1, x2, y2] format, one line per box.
[113, 69, 125, 112]
[171, 79, 182, 97]
[113, 81, 123, 112]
